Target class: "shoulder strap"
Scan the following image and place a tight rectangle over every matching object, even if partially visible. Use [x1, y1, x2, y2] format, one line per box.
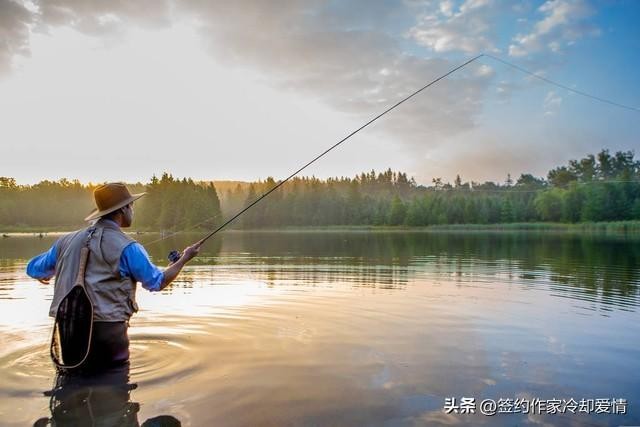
[73, 227, 96, 289]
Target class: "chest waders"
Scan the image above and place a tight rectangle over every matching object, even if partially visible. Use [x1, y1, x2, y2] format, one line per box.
[50, 227, 96, 371]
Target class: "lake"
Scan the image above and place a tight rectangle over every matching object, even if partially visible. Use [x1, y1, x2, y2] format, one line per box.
[0, 231, 639, 426]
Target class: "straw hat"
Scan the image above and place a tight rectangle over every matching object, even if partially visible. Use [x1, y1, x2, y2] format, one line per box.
[85, 183, 146, 221]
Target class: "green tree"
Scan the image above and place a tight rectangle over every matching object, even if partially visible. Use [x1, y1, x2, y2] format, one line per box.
[534, 189, 563, 221]
[389, 196, 407, 225]
[500, 198, 515, 223]
[548, 167, 577, 187]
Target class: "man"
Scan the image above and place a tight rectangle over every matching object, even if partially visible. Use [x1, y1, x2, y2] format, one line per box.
[27, 182, 200, 370]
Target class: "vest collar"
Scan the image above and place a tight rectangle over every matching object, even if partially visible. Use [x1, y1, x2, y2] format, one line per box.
[95, 218, 122, 230]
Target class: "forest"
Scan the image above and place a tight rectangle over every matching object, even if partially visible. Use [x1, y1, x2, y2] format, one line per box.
[1, 149, 639, 231]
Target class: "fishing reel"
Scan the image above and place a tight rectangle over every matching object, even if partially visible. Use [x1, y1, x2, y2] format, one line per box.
[167, 250, 181, 264]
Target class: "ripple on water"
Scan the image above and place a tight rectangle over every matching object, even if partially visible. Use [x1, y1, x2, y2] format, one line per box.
[0, 324, 207, 400]
[0, 343, 54, 398]
[128, 326, 205, 387]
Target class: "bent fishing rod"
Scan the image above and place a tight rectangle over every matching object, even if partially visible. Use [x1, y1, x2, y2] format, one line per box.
[167, 54, 483, 262]
[166, 52, 639, 262]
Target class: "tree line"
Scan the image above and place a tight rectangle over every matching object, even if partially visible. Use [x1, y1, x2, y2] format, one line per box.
[0, 173, 221, 231]
[1, 149, 639, 230]
[220, 149, 640, 227]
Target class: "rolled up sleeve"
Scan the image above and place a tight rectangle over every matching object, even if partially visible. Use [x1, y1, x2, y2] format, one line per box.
[120, 242, 164, 292]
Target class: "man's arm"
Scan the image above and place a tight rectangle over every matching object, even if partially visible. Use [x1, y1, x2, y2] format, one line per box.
[120, 242, 201, 292]
[26, 242, 58, 284]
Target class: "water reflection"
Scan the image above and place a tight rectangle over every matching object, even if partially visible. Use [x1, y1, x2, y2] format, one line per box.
[1, 231, 639, 426]
[1, 231, 639, 310]
[151, 232, 639, 310]
[33, 364, 181, 427]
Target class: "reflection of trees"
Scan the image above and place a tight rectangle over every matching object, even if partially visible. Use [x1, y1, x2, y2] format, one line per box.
[219, 231, 640, 309]
[1, 236, 61, 265]
[6, 232, 639, 309]
[546, 237, 640, 308]
[239, 263, 410, 290]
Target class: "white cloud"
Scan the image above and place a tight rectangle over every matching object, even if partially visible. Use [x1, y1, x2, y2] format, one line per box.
[0, 0, 499, 184]
[459, 0, 490, 14]
[0, 0, 619, 185]
[508, 0, 598, 58]
[537, 0, 575, 34]
[545, 90, 562, 106]
[508, 43, 527, 57]
[409, 0, 497, 54]
[548, 40, 561, 52]
[510, 32, 542, 56]
[475, 64, 494, 77]
[543, 90, 562, 115]
[439, 0, 454, 17]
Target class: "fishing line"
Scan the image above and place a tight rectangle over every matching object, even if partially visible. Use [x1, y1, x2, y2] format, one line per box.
[144, 213, 222, 247]
[483, 53, 640, 113]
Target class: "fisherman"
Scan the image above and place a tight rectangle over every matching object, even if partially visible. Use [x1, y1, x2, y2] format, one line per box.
[26, 182, 200, 370]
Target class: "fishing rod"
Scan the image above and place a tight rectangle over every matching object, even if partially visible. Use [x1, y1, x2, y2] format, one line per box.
[167, 54, 484, 262]
[166, 52, 639, 262]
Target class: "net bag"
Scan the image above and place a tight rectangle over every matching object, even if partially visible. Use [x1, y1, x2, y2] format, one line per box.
[50, 229, 95, 370]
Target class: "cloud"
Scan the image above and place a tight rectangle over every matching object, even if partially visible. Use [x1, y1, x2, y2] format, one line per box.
[544, 90, 562, 107]
[0, 0, 613, 185]
[0, 0, 495, 159]
[409, 0, 497, 54]
[460, 0, 491, 13]
[508, 0, 599, 58]
[168, 1, 495, 145]
[475, 64, 494, 77]
[36, 0, 172, 34]
[439, 0, 454, 18]
[0, 0, 34, 74]
[543, 90, 562, 116]
[1, 0, 175, 75]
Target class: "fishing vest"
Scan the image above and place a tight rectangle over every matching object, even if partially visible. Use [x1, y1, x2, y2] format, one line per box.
[49, 219, 138, 322]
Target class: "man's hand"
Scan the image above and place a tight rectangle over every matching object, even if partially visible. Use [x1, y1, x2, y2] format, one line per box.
[38, 278, 51, 285]
[181, 242, 201, 262]
[159, 242, 203, 290]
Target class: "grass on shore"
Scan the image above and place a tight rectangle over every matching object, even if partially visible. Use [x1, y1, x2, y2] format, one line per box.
[420, 221, 640, 233]
[236, 221, 640, 234]
[2, 221, 640, 235]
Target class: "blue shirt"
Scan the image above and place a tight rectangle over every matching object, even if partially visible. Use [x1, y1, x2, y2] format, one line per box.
[26, 229, 164, 292]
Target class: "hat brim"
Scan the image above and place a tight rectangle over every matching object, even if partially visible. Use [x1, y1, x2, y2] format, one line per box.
[84, 192, 146, 222]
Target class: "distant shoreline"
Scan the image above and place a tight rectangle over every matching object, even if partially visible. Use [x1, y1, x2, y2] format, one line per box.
[2, 221, 639, 236]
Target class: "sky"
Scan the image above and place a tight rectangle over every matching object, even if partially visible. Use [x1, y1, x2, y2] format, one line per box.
[0, 0, 638, 186]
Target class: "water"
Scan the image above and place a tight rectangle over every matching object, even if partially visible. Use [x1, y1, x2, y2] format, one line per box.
[0, 231, 639, 426]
